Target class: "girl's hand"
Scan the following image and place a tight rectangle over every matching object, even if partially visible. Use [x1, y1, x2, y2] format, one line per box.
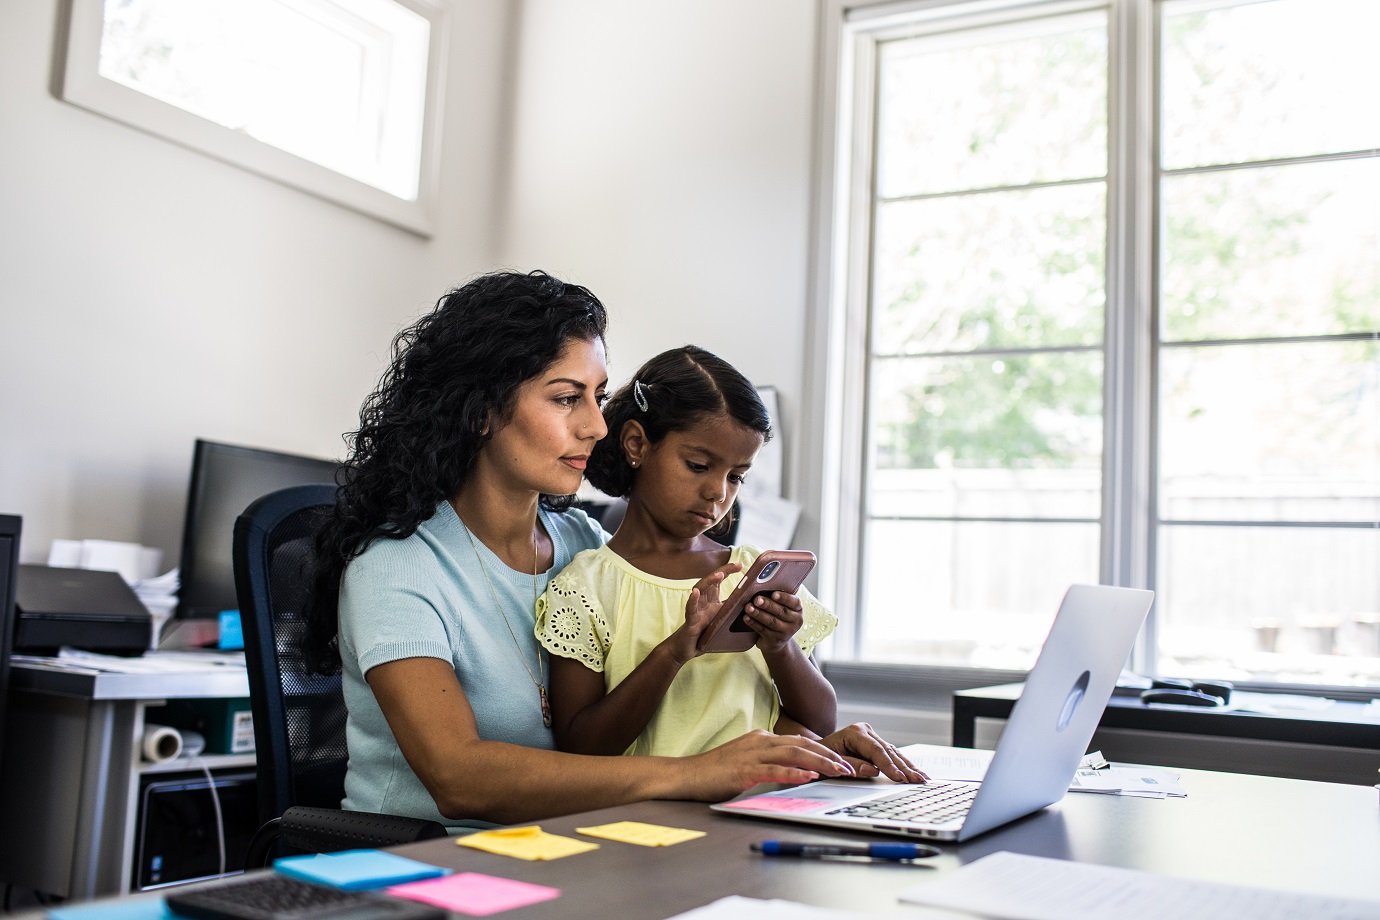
[674, 729, 855, 801]
[665, 563, 741, 664]
[743, 590, 805, 655]
[818, 723, 929, 783]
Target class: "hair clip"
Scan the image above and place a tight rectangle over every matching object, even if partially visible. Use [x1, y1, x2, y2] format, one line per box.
[633, 380, 649, 412]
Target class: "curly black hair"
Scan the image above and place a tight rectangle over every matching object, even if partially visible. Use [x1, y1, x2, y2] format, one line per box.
[585, 345, 771, 502]
[303, 270, 608, 674]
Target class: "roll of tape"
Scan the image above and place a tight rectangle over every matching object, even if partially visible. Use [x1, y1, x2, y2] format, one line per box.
[142, 724, 182, 763]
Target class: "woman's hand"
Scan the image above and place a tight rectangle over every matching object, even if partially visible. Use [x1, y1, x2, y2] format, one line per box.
[673, 730, 856, 802]
[743, 590, 805, 654]
[817, 723, 929, 783]
[664, 563, 740, 664]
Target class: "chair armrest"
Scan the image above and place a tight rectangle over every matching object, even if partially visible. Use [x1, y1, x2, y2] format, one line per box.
[245, 806, 448, 866]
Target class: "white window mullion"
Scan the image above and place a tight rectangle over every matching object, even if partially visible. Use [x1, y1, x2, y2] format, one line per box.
[1103, 0, 1158, 668]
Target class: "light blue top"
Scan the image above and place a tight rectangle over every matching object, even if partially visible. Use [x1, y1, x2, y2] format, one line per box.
[337, 500, 607, 828]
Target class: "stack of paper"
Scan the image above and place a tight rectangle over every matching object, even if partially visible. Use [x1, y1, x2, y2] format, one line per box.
[1069, 764, 1186, 798]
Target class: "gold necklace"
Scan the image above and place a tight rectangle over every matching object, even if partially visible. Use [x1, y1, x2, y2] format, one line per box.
[461, 518, 551, 728]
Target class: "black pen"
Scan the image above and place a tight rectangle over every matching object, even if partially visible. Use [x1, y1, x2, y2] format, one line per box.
[751, 840, 941, 861]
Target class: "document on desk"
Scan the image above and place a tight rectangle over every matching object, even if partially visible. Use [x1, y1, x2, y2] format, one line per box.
[896, 743, 995, 782]
[898, 744, 1180, 796]
[899, 851, 1380, 920]
[1069, 764, 1186, 798]
[668, 895, 961, 919]
[53, 648, 245, 672]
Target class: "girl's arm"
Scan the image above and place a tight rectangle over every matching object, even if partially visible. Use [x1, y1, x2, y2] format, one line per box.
[547, 568, 735, 755]
[367, 655, 855, 823]
[743, 591, 838, 737]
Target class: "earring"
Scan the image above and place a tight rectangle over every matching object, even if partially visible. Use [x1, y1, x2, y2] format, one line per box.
[630, 460, 639, 468]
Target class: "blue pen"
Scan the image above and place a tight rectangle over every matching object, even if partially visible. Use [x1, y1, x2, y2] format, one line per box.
[751, 840, 940, 861]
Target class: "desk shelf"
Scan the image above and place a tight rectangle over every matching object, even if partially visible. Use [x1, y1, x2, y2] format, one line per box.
[139, 753, 257, 776]
[0, 658, 256, 901]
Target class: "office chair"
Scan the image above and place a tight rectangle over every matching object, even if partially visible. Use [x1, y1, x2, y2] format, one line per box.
[233, 484, 446, 866]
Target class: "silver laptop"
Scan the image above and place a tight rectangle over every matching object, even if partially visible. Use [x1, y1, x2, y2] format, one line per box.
[711, 583, 1154, 842]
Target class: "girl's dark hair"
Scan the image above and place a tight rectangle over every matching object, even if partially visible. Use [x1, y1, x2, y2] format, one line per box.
[585, 345, 771, 500]
[303, 270, 608, 674]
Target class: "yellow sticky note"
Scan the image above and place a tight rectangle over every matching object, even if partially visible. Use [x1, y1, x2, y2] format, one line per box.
[457, 825, 599, 861]
[574, 820, 707, 847]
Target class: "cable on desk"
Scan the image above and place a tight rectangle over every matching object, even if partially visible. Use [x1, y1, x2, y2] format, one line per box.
[194, 758, 228, 878]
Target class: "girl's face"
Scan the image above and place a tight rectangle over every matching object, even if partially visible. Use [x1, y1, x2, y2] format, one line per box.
[482, 337, 609, 497]
[626, 413, 764, 540]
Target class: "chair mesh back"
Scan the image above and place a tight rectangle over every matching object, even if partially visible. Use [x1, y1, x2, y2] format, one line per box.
[262, 505, 347, 812]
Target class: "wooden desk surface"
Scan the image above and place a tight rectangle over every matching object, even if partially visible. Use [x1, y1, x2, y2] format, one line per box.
[378, 768, 1380, 917]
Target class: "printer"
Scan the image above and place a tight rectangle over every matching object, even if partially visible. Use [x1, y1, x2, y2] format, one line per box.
[14, 564, 152, 655]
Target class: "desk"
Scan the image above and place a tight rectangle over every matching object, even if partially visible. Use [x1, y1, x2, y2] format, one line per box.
[954, 683, 1380, 784]
[398, 770, 1380, 915]
[21, 766, 1380, 917]
[0, 657, 252, 900]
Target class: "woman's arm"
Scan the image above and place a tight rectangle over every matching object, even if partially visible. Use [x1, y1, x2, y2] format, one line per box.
[743, 591, 837, 737]
[367, 656, 855, 824]
[547, 569, 733, 755]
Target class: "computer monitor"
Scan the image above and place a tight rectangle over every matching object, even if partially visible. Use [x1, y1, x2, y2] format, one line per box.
[164, 440, 339, 648]
[0, 513, 21, 767]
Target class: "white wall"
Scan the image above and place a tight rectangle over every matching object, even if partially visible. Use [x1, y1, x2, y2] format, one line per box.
[0, 0, 828, 569]
[496, 0, 821, 520]
[0, 0, 518, 565]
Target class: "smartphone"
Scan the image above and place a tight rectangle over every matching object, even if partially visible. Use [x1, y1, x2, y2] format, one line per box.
[697, 550, 817, 654]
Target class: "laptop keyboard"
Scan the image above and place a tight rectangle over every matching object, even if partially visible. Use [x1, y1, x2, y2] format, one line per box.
[826, 782, 978, 825]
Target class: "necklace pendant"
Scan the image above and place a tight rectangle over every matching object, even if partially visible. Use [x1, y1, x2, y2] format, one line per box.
[539, 685, 552, 728]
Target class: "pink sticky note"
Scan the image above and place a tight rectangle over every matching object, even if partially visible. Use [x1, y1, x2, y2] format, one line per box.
[719, 795, 825, 814]
[389, 872, 560, 916]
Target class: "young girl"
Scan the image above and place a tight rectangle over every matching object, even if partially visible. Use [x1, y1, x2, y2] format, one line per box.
[535, 345, 842, 759]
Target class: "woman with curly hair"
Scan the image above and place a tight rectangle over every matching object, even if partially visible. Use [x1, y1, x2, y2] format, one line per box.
[305, 270, 913, 830]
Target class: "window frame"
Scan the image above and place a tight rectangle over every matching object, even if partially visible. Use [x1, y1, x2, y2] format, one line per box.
[807, 0, 1377, 695]
[57, 0, 448, 237]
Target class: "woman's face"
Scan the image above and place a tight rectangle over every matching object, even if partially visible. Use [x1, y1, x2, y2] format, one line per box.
[482, 337, 610, 497]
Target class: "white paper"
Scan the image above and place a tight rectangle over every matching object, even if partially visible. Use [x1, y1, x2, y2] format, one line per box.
[1069, 765, 1186, 798]
[897, 743, 995, 782]
[668, 895, 958, 920]
[734, 493, 802, 550]
[896, 744, 1146, 792]
[55, 648, 245, 673]
[740, 386, 784, 501]
[899, 851, 1380, 920]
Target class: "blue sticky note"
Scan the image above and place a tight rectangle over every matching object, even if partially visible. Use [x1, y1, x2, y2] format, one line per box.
[274, 849, 448, 891]
[48, 900, 174, 919]
[217, 610, 244, 650]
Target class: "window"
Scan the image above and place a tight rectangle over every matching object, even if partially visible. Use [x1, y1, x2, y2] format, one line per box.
[819, 0, 1379, 688]
[61, 0, 446, 235]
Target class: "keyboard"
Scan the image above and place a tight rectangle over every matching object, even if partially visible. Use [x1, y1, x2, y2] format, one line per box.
[164, 872, 446, 920]
[827, 781, 979, 825]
